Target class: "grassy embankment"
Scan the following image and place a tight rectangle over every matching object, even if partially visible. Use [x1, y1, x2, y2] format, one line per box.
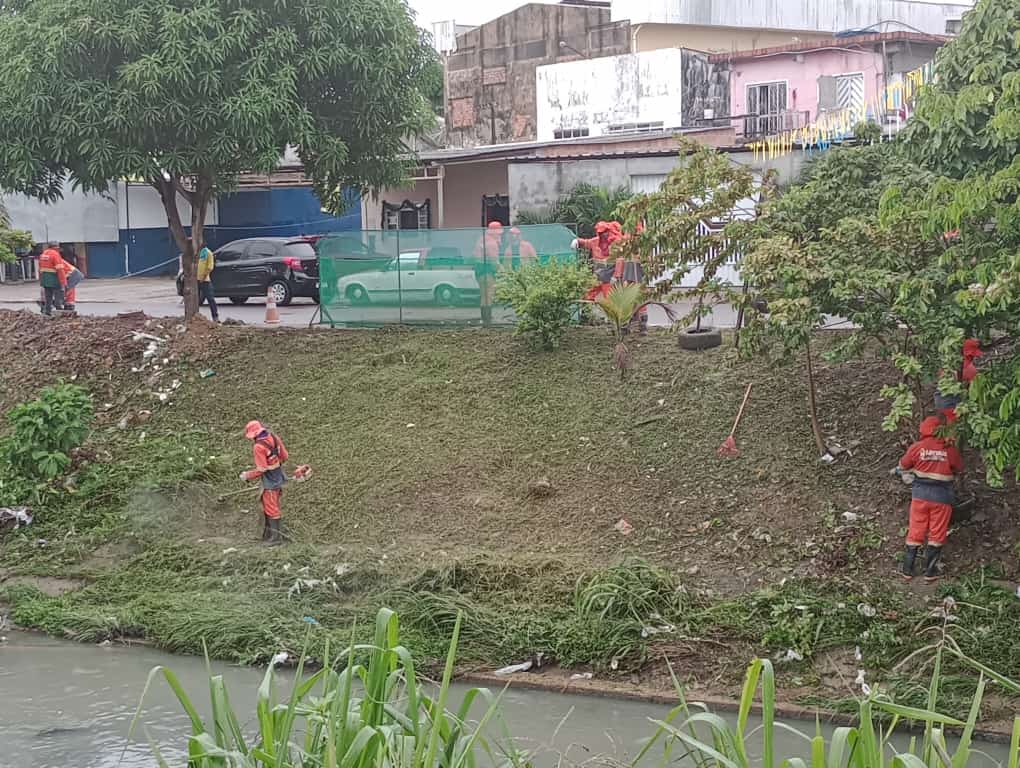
[0, 310, 1018, 720]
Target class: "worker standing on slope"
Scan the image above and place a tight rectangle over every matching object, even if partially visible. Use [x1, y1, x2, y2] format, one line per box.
[895, 416, 963, 582]
[934, 338, 983, 424]
[38, 242, 68, 316]
[240, 420, 289, 546]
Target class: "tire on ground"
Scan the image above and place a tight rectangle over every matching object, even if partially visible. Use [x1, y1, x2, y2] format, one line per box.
[678, 327, 723, 351]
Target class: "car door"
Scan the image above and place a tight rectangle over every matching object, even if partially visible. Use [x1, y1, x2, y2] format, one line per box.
[211, 242, 249, 296]
[237, 240, 282, 296]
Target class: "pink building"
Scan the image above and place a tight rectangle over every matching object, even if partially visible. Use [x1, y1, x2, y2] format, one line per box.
[710, 32, 947, 140]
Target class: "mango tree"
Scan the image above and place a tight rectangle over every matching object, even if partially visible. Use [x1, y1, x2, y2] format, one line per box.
[0, 0, 435, 317]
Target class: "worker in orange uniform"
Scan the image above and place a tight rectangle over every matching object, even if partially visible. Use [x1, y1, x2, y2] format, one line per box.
[934, 338, 983, 424]
[473, 221, 504, 325]
[240, 420, 289, 546]
[504, 227, 538, 270]
[55, 256, 84, 311]
[572, 221, 623, 267]
[894, 416, 964, 582]
[37, 242, 68, 316]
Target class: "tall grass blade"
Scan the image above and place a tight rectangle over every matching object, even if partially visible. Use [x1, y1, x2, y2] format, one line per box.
[826, 727, 856, 768]
[647, 719, 740, 768]
[762, 659, 777, 768]
[950, 674, 985, 768]
[924, 647, 943, 765]
[1008, 716, 1020, 768]
[423, 610, 463, 768]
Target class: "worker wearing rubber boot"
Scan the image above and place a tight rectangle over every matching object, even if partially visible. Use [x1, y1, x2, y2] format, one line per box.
[895, 416, 963, 582]
[240, 420, 289, 545]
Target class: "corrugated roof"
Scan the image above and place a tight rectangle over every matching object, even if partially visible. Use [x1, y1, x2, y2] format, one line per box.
[708, 31, 949, 63]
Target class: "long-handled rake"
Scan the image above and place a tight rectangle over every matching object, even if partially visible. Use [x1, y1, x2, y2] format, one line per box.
[718, 383, 753, 457]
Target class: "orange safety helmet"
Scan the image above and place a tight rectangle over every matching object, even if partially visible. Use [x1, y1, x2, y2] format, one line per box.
[919, 416, 942, 438]
[962, 338, 983, 358]
[245, 420, 265, 440]
[487, 221, 503, 232]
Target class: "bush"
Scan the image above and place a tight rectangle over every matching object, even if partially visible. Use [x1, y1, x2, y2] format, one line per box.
[495, 258, 595, 350]
[5, 382, 93, 480]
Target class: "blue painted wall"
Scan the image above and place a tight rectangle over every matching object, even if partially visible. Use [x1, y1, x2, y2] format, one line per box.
[104, 187, 361, 278]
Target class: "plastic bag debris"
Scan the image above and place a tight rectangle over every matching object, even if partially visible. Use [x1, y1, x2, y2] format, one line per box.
[494, 660, 533, 675]
[570, 672, 594, 680]
[614, 518, 634, 536]
[779, 649, 804, 663]
[0, 507, 33, 529]
[857, 603, 877, 618]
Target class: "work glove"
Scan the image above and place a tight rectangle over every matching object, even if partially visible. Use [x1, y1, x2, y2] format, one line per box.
[889, 466, 902, 477]
[239, 471, 249, 481]
[570, 239, 579, 250]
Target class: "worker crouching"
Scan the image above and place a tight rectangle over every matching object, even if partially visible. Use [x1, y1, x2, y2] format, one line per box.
[240, 420, 289, 546]
[895, 416, 963, 582]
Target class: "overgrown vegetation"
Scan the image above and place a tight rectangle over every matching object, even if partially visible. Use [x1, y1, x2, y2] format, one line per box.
[494, 258, 595, 350]
[514, 183, 634, 239]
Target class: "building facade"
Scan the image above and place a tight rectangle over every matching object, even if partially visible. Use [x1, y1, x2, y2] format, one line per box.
[444, 1, 630, 148]
[715, 32, 946, 139]
[535, 47, 729, 141]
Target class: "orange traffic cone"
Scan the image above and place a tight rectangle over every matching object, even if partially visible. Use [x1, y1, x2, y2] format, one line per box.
[264, 286, 281, 325]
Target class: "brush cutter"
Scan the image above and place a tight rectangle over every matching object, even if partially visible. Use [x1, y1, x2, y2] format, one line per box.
[718, 383, 753, 457]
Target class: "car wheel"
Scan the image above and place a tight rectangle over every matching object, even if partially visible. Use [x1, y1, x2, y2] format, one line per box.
[229, 296, 249, 305]
[346, 284, 369, 304]
[678, 326, 723, 351]
[434, 284, 458, 306]
[268, 280, 292, 307]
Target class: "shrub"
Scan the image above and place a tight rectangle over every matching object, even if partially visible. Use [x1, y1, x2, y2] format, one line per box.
[495, 258, 595, 350]
[5, 382, 93, 480]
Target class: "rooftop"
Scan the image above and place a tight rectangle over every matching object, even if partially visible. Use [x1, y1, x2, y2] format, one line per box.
[708, 30, 950, 63]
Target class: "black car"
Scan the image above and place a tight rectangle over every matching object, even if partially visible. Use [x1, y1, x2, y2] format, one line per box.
[176, 237, 319, 306]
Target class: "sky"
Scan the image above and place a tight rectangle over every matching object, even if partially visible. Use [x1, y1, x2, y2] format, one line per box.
[409, 0, 532, 36]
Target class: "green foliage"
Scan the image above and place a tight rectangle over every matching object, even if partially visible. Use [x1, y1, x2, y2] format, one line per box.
[615, 140, 757, 327]
[495, 258, 595, 350]
[129, 607, 520, 768]
[4, 383, 92, 482]
[854, 120, 882, 144]
[574, 557, 687, 623]
[637, 655, 1020, 768]
[0, 0, 435, 316]
[0, 200, 32, 263]
[515, 183, 634, 238]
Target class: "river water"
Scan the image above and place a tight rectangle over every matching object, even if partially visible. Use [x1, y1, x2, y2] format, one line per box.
[0, 631, 1010, 768]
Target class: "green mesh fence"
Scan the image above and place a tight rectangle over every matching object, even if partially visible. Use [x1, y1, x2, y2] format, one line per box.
[317, 225, 578, 327]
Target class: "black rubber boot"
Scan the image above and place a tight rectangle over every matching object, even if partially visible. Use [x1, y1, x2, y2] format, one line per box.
[924, 546, 942, 581]
[265, 517, 283, 546]
[902, 545, 920, 580]
[261, 514, 270, 541]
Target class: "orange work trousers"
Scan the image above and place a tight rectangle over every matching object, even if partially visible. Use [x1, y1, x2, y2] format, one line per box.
[261, 488, 282, 520]
[907, 499, 952, 547]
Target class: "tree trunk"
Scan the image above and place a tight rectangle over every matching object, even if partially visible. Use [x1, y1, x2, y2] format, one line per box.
[805, 340, 827, 457]
[152, 174, 211, 321]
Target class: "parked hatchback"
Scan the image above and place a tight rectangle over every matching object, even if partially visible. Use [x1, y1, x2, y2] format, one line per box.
[175, 237, 319, 305]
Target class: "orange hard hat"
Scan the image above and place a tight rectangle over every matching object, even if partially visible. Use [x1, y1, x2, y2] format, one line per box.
[510, 227, 521, 235]
[962, 338, 983, 357]
[595, 221, 612, 234]
[487, 221, 503, 231]
[920, 416, 942, 438]
[244, 420, 264, 439]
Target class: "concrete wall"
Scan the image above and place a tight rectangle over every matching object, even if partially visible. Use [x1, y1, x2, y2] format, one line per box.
[614, 0, 972, 36]
[442, 161, 509, 228]
[445, 3, 630, 148]
[508, 151, 807, 219]
[5, 186, 119, 244]
[633, 23, 831, 53]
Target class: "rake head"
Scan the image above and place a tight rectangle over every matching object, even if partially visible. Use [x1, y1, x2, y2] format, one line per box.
[717, 435, 739, 457]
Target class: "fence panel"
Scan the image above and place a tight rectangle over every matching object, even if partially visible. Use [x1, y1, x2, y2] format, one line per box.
[317, 224, 577, 327]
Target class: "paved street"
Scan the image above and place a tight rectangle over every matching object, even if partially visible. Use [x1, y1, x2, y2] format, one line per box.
[0, 276, 826, 330]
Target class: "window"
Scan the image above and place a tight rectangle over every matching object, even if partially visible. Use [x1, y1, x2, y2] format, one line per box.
[284, 242, 316, 260]
[606, 121, 664, 135]
[835, 73, 865, 113]
[382, 199, 430, 230]
[745, 81, 788, 137]
[246, 241, 280, 260]
[216, 245, 246, 263]
[553, 127, 589, 139]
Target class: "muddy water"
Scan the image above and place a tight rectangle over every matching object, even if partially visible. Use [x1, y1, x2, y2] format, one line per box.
[0, 631, 1009, 768]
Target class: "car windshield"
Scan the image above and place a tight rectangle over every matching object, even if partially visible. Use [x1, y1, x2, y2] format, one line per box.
[285, 242, 316, 259]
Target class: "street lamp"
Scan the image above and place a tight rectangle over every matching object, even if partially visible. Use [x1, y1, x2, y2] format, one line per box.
[558, 40, 588, 59]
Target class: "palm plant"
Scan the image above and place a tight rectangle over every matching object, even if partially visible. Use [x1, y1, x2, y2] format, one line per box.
[595, 283, 675, 379]
[515, 184, 634, 238]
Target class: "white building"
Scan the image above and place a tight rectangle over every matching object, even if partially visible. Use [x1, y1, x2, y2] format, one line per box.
[536, 49, 688, 142]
